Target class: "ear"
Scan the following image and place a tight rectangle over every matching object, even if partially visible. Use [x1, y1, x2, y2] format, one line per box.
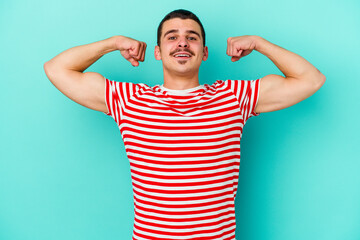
[202, 46, 209, 61]
[154, 45, 162, 60]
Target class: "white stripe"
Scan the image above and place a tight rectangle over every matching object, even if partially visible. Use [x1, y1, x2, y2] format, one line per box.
[134, 90, 232, 105]
[133, 184, 235, 198]
[130, 158, 238, 170]
[122, 129, 243, 141]
[130, 163, 238, 176]
[135, 197, 234, 212]
[132, 178, 238, 190]
[122, 122, 242, 134]
[124, 109, 242, 127]
[126, 143, 240, 155]
[131, 171, 237, 184]
[124, 104, 241, 121]
[125, 99, 239, 117]
[134, 215, 235, 232]
[127, 151, 240, 162]
[134, 204, 235, 219]
[126, 136, 240, 148]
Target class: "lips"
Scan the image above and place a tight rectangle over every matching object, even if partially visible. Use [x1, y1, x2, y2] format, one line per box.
[172, 51, 193, 59]
[174, 53, 191, 57]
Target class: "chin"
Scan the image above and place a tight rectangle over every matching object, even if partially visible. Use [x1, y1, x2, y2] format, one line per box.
[164, 62, 200, 75]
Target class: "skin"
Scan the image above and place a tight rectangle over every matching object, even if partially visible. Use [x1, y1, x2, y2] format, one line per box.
[154, 18, 208, 90]
[45, 17, 325, 114]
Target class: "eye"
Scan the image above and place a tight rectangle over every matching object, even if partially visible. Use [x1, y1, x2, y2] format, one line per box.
[168, 36, 176, 40]
[188, 37, 197, 40]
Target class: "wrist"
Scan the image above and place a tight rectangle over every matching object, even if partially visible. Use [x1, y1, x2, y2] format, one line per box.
[252, 35, 266, 52]
[94, 36, 121, 56]
[112, 35, 126, 51]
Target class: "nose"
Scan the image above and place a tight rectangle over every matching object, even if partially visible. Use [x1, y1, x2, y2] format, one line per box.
[177, 37, 189, 48]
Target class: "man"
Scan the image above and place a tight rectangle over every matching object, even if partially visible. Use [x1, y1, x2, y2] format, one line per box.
[44, 9, 325, 240]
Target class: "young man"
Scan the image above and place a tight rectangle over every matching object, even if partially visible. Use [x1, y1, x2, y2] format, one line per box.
[44, 9, 325, 240]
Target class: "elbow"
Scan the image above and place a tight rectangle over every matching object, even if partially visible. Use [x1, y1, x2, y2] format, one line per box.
[44, 61, 57, 82]
[317, 73, 326, 89]
[44, 61, 52, 73]
[303, 72, 326, 94]
[44, 62, 52, 77]
[310, 71, 326, 91]
[44, 61, 54, 70]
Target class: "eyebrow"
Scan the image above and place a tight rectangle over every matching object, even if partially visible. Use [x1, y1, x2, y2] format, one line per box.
[163, 29, 201, 39]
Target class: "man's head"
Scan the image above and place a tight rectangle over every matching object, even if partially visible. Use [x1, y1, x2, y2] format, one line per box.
[154, 9, 208, 79]
[157, 9, 206, 47]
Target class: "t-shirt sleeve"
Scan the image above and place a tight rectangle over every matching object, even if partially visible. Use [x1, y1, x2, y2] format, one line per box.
[103, 78, 136, 126]
[228, 78, 261, 123]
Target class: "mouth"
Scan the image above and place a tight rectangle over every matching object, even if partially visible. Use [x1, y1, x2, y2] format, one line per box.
[173, 52, 192, 59]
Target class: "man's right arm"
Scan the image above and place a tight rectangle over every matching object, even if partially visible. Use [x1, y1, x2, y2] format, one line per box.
[43, 35, 146, 113]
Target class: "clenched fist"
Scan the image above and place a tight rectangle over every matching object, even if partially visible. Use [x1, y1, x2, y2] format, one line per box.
[226, 35, 258, 62]
[115, 36, 147, 67]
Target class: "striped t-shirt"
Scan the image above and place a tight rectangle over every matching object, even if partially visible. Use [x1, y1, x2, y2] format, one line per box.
[104, 78, 261, 240]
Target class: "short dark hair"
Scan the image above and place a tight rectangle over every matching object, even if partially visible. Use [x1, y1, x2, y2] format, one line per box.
[157, 9, 206, 47]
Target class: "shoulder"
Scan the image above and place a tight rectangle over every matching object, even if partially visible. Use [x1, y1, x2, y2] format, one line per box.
[106, 79, 152, 92]
[206, 79, 230, 91]
[224, 79, 261, 92]
[208, 79, 248, 92]
[208, 79, 251, 87]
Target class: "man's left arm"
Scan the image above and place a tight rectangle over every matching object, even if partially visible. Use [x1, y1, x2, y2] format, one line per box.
[227, 35, 326, 113]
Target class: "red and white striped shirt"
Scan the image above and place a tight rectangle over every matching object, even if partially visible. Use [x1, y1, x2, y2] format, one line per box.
[104, 78, 261, 240]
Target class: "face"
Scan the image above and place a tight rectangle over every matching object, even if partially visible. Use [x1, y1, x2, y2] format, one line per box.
[154, 18, 208, 77]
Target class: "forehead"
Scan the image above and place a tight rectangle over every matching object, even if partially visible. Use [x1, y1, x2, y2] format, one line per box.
[161, 18, 201, 36]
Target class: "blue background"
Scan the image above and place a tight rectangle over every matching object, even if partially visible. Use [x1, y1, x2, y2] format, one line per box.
[1, 0, 359, 239]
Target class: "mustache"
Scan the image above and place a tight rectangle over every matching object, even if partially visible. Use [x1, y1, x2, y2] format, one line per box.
[170, 49, 194, 56]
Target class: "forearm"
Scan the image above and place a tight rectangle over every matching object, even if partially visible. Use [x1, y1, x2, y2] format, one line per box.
[253, 36, 324, 80]
[45, 36, 119, 72]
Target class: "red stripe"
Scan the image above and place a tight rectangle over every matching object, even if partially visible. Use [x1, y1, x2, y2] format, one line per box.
[133, 204, 235, 222]
[131, 174, 238, 188]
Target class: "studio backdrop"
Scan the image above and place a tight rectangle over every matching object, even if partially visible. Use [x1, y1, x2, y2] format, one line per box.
[1, 0, 359, 240]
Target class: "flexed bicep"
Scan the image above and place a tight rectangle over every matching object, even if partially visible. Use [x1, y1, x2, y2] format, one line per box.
[255, 74, 325, 113]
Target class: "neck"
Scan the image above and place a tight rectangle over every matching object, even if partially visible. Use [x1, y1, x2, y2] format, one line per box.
[162, 69, 200, 90]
